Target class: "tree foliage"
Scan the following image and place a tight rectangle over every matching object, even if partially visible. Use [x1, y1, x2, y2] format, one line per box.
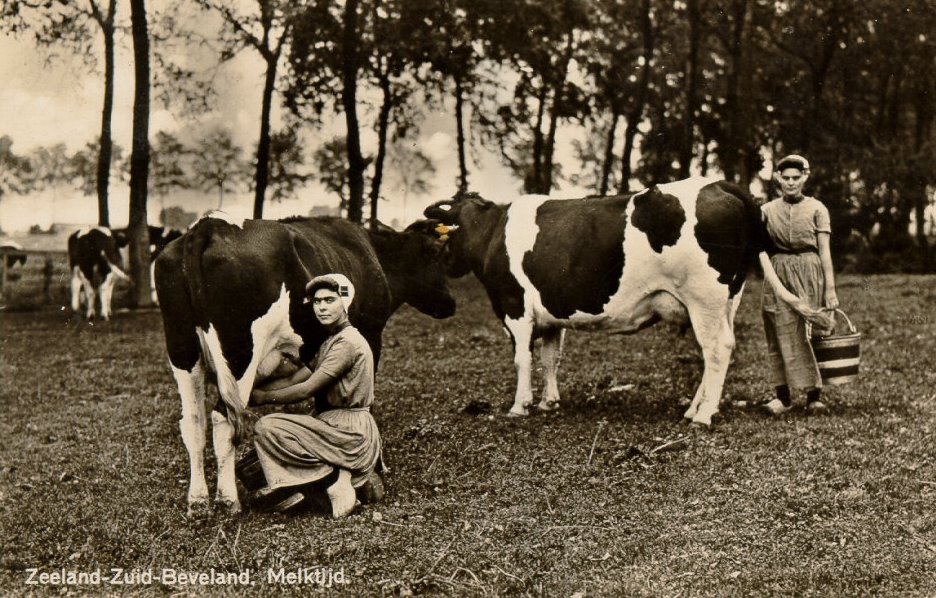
[260, 128, 314, 203]
[191, 128, 249, 210]
[2, 0, 121, 226]
[5, 0, 935, 272]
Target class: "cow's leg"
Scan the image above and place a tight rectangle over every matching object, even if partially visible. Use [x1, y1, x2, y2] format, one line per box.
[70, 267, 83, 313]
[150, 261, 159, 305]
[82, 279, 96, 320]
[536, 327, 565, 411]
[684, 303, 736, 426]
[99, 272, 116, 320]
[173, 363, 211, 516]
[504, 316, 536, 416]
[211, 409, 240, 514]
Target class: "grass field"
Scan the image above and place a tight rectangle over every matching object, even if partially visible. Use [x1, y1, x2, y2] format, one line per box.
[1, 274, 935, 596]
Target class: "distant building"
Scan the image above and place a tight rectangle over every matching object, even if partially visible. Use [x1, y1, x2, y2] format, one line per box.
[308, 205, 341, 218]
[160, 206, 198, 230]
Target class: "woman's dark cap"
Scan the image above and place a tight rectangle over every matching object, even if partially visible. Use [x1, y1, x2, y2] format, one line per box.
[775, 154, 810, 172]
[305, 275, 348, 300]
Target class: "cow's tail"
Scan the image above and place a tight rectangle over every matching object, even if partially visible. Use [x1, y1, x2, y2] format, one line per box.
[103, 250, 131, 282]
[183, 220, 246, 444]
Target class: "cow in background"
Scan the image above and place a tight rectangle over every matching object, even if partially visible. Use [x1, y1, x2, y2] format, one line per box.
[68, 227, 130, 320]
[154, 213, 455, 515]
[426, 178, 767, 426]
[147, 225, 183, 304]
[1, 241, 28, 269]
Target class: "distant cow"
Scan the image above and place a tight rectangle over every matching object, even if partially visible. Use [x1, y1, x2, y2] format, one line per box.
[1, 241, 28, 269]
[68, 227, 130, 320]
[154, 213, 456, 515]
[425, 178, 766, 426]
[146, 225, 184, 304]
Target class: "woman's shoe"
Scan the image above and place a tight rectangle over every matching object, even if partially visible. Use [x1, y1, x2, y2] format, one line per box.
[356, 471, 385, 504]
[806, 400, 828, 413]
[249, 486, 305, 513]
[763, 398, 792, 415]
[326, 469, 356, 518]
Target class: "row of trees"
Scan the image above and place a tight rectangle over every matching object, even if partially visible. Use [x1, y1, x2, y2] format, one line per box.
[0, 128, 434, 217]
[2, 0, 934, 306]
[0, 130, 296, 210]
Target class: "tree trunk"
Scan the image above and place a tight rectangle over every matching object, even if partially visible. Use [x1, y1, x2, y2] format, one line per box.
[912, 67, 934, 272]
[128, 0, 151, 307]
[679, 0, 701, 178]
[526, 86, 548, 194]
[454, 76, 469, 194]
[96, 0, 117, 227]
[541, 31, 575, 195]
[801, 6, 842, 153]
[619, 0, 653, 194]
[722, 0, 749, 184]
[599, 110, 620, 196]
[370, 67, 392, 231]
[253, 52, 279, 219]
[341, 0, 366, 223]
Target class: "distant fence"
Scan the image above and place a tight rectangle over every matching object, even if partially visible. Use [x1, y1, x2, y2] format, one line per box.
[0, 247, 140, 312]
[0, 248, 143, 312]
[0, 248, 72, 310]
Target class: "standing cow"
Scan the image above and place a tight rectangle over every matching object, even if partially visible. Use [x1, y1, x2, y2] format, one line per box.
[154, 213, 456, 515]
[68, 227, 130, 320]
[425, 178, 768, 426]
[146, 225, 184, 305]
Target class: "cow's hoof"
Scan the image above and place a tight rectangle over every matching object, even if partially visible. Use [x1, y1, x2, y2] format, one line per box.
[688, 415, 713, 428]
[536, 400, 560, 412]
[186, 499, 212, 519]
[507, 406, 530, 417]
[215, 498, 242, 516]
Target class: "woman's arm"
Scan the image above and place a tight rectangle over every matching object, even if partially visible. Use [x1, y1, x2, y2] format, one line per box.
[759, 252, 800, 305]
[758, 252, 830, 326]
[817, 232, 839, 309]
[255, 365, 313, 391]
[251, 369, 335, 406]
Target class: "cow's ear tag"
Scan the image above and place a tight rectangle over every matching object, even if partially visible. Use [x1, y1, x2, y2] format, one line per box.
[435, 223, 449, 241]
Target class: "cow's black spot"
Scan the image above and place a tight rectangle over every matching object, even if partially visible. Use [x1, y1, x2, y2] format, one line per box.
[631, 187, 686, 253]
[523, 196, 629, 319]
[693, 181, 758, 297]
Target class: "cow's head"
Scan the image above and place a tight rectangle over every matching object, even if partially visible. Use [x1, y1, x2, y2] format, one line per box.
[424, 192, 501, 278]
[111, 228, 130, 249]
[368, 221, 456, 319]
[149, 225, 184, 261]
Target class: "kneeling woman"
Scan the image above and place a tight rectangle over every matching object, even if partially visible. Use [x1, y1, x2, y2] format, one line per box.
[249, 274, 382, 517]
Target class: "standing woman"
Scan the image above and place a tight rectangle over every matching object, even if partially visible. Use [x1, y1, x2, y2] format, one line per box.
[761, 155, 839, 415]
[248, 274, 383, 517]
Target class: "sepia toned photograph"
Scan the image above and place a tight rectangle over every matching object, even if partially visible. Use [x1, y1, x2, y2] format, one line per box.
[1, 0, 934, 595]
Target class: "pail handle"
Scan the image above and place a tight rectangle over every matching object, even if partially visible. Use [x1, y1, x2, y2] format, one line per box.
[806, 308, 856, 338]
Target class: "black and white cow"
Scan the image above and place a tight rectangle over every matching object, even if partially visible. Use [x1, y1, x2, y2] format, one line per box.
[0, 241, 28, 287]
[148, 225, 185, 260]
[154, 212, 456, 515]
[1, 241, 28, 269]
[68, 227, 130, 320]
[146, 225, 184, 304]
[425, 178, 768, 426]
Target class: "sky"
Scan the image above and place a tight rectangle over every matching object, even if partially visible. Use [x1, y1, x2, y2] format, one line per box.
[0, 10, 579, 235]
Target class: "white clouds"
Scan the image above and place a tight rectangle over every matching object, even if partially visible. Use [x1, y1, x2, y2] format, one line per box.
[423, 131, 455, 159]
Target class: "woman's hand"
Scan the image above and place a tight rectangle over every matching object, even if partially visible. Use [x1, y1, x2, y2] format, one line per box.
[249, 389, 269, 407]
[824, 288, 839, 310]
